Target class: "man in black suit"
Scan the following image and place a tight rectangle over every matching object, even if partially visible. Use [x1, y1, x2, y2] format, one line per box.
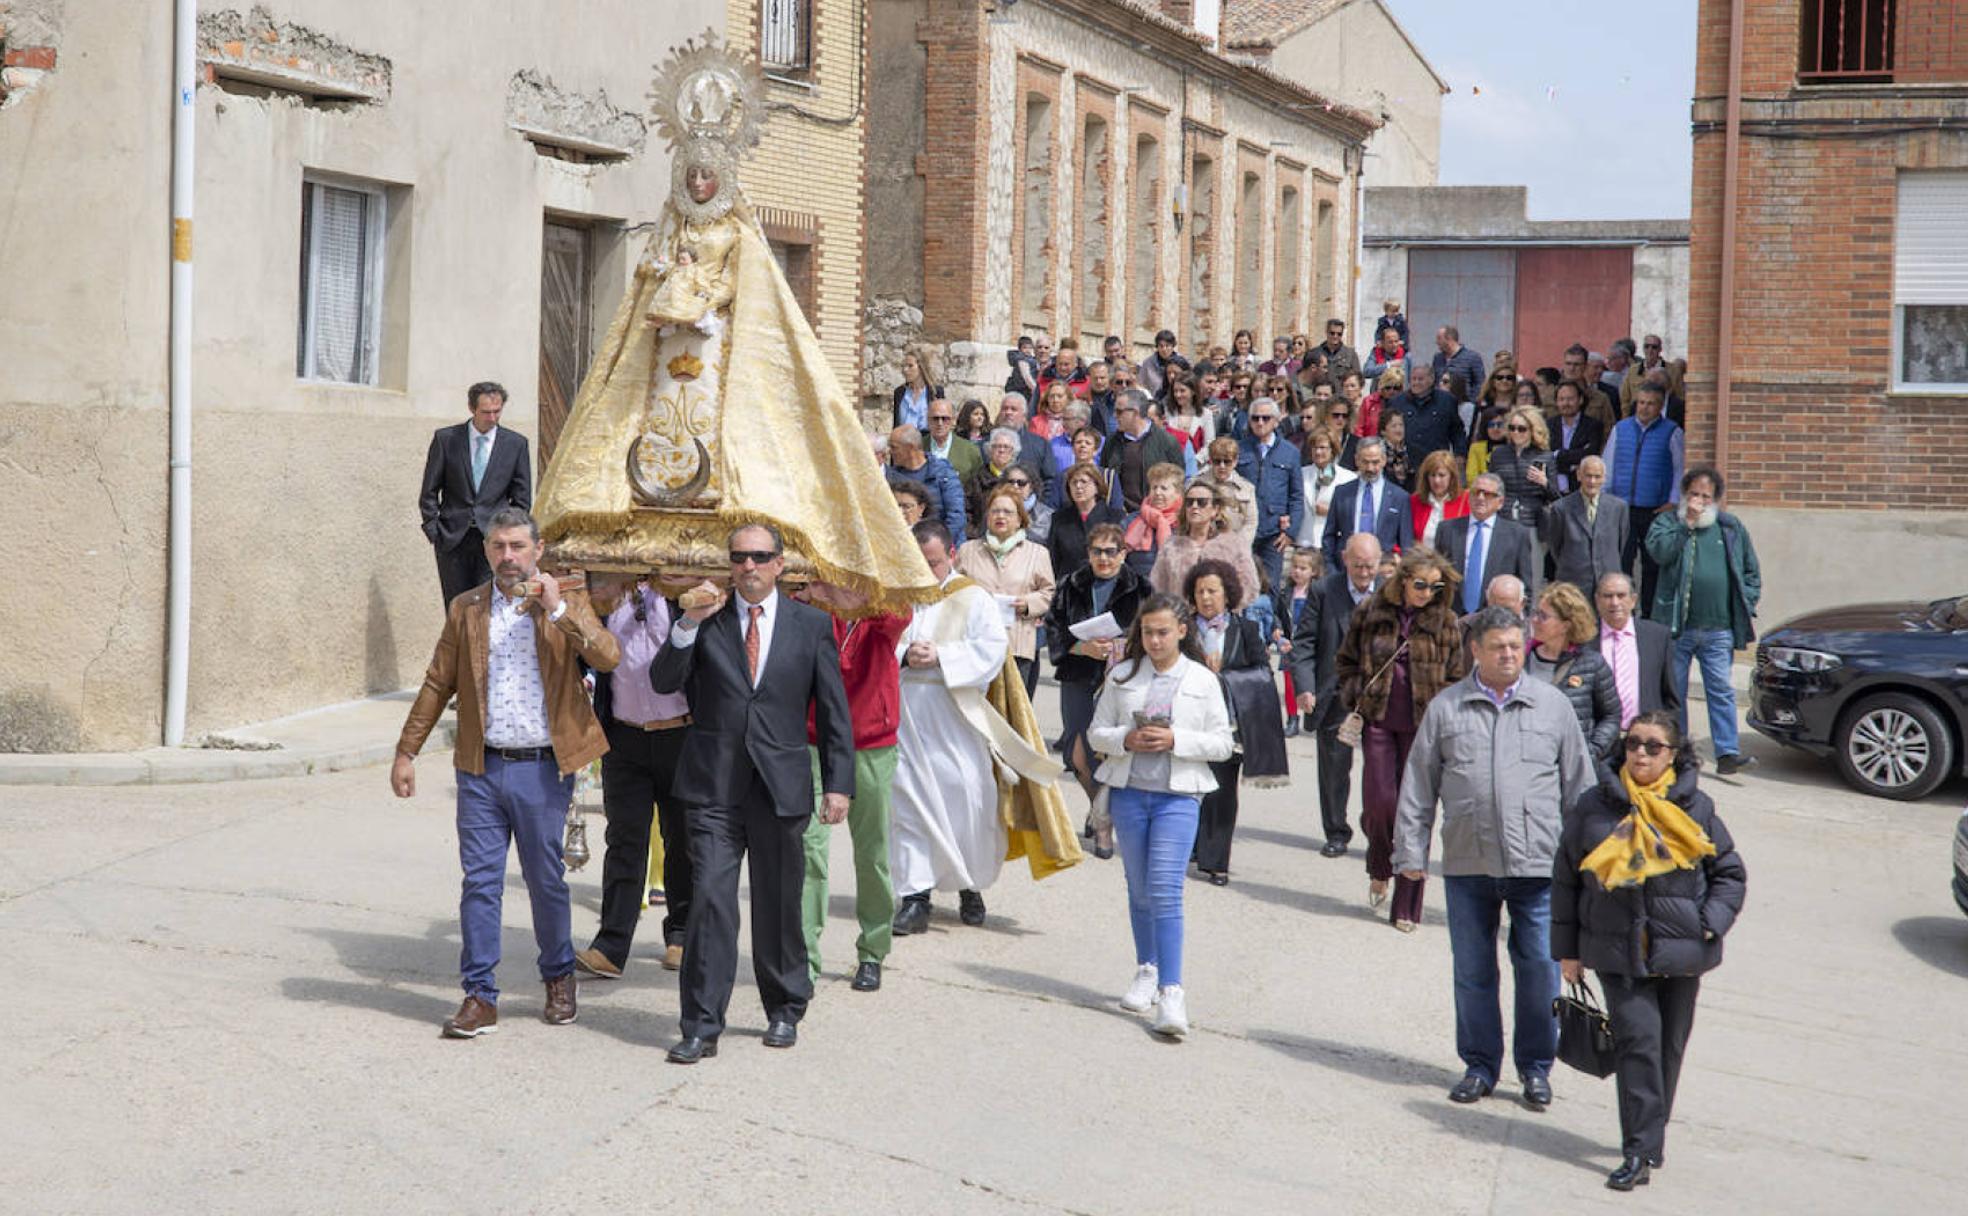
[1545, 456, 1629, 594]
[419, 382, 533, 607]
[1322, 438, 1413, 569]
[1437, 473, 1537, 616]
[1290, 531, 1383, 857]
[650, 524, 854, 1063]
[1545, 380, 1606, 495]
[1587, 571, 1681, 727]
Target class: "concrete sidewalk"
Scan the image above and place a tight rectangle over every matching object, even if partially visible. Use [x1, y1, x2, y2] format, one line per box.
[0, 692, 452, 786]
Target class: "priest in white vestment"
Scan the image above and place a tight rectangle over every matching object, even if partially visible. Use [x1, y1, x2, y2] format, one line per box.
[892, 521, 1057, 934]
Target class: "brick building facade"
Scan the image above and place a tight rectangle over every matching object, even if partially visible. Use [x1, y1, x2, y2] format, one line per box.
[726, 0, 869, 392]
[1688, 0, 1968, 624]
[867, 0, 1375, 406]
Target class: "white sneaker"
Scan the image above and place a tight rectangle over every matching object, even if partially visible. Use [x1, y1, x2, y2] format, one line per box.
[1151, 985, 1189, 1037]
[1119, 963, 1159, 1012]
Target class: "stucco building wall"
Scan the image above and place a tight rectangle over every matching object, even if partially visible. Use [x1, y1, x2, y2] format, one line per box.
[0, 0, 723, 751]
[1260, 0, 1444, 188]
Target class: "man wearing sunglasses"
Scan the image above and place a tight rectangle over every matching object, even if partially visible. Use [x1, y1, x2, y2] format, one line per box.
[1314, 318, 1361, 386]
[651, 525, 855, 1063]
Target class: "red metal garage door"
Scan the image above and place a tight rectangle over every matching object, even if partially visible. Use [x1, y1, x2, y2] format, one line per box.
[1512, 247, 1634, 372]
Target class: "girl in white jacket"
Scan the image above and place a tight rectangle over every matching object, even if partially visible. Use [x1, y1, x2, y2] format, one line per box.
[1087, 592, 1236, 1037]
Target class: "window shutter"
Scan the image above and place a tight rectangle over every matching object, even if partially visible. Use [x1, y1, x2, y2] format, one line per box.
[1895, 172, 1968, 306]
[310, 185, 371, 381]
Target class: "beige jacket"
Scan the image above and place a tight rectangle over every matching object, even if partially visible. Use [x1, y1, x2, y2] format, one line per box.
[955, 538, 1056, 661]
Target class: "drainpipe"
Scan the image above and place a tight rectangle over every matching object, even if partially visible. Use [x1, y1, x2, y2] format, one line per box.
[1712, 0, 1744, 481]
[164, 0, 196, 746]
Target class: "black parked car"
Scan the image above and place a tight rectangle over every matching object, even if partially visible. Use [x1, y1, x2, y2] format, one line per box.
[1749, 595, 1968, 801]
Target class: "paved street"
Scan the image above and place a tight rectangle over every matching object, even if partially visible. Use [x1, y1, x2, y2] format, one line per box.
[3, 701, 1964, 1215]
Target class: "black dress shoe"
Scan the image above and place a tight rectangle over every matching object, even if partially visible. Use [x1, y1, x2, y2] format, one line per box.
[1448, 1074, 1494, 1104]
[1520, 1073, 1552, 1110]
[892, 895, 931, 936]
[1606, 1156, 1651, 1191]
[1206, 870, 1230, 886]
[762, 1019, 798, 1049]
[1716, 753, 1759, 776]
[1093, 845, 1115, 860]
[1282, 718, 1301, 738]
[666, 1036, 718, 1064]
[851, 961, 882, 992]
[958, 889, 986, 926]
[1320, 841, 1348, 858]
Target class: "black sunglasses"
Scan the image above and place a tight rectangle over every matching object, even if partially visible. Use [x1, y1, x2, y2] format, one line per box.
[730, 550, 779, 566]
[1088, 545, 1123, 557]
[1507, 424, 1531, 433]
[1623, 738, 1671, 756]
[1005, 477, 1032, 487]
[1410, 578, 1446, 593]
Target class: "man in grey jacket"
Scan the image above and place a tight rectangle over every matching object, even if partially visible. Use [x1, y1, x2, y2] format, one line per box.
[1394, 606, 1597, 1110]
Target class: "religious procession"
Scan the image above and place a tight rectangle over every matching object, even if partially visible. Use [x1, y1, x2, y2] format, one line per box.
[15, 1, 1968, 1210]
[388, 28, 1753, 1195]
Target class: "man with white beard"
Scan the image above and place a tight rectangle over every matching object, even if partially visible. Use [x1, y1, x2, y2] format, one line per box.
[888, 520, 1070, 934]
[1644, 465, 1763, 775]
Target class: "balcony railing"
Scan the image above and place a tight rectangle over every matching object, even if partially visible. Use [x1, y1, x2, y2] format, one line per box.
[1800, 0, 1968, 85]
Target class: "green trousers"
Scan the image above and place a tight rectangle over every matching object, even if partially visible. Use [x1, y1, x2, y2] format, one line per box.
[803, 745, 897, 981]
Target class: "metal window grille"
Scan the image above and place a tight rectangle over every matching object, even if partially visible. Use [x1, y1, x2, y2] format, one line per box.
[297, 180, 383, 384]
[760, 0, 811, 71]
[1801, 0, 1895, 80]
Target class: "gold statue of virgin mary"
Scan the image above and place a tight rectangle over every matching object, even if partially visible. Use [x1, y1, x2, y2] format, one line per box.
[535, 32, 937, 612]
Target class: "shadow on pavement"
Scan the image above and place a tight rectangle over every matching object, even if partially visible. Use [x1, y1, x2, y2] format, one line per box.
[1248, 1028, 1462, 1091]
[956, 962, 1140, 1024]
[1237, 825, 1321, 853]
[1231, 877, 1416, 924]
[1400, 1096, 1612, 1174]
[279, 977, 457, 1028]
[1891, 916, 1968, 978]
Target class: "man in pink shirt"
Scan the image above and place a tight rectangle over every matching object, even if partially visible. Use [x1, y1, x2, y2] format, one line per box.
[1586, 571, 1681, 729]
[575, 578, 696, 979]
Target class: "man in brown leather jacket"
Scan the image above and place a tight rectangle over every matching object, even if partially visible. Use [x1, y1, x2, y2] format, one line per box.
[392, 507, 619, 1039]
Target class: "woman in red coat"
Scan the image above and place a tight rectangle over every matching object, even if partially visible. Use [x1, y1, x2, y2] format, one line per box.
[1408, 449, 1470, 553]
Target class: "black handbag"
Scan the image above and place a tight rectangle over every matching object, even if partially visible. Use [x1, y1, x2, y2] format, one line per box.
[1554, 979, 1618, 1078]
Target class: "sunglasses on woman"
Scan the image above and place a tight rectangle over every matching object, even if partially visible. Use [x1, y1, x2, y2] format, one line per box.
[1623, 738, 1672, 757]
[1410, 578, 1446, 593]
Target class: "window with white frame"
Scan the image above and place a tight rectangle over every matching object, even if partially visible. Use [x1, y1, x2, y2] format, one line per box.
[297, 177, 386, 384]
[1894, 171, 1968, 392]
[760, 0, 811, 73]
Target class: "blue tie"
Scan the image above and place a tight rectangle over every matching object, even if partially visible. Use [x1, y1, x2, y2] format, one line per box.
[1464, 520, 1488, 613]
[472, 433, 490, 492]
[1358, 480, 1375, 535]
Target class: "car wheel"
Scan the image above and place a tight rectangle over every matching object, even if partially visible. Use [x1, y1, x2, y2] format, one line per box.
[1833, 692, 1956, 801]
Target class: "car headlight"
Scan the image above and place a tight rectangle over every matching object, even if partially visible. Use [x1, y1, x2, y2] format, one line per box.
[1763, 645, 1843, 674]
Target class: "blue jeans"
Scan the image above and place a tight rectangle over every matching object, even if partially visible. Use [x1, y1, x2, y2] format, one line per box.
[1108, 788, 1201, 987]
[456, 754, 577, 1003]
[1443, 875, 1559, 1085]
[1672, 627, 1740, 758]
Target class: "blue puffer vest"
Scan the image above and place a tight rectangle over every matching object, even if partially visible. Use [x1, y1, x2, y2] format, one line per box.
[1608, 415, 1678, 508]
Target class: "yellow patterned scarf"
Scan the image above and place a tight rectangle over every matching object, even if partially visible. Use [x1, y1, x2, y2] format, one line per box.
[1580, 767, 1716, 890]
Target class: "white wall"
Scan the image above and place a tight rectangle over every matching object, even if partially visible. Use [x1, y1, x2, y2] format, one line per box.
[1267, 0, 1443, 188]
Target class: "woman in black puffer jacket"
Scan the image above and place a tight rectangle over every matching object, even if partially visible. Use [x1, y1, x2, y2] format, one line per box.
[1526, 582, 1622, 761]
[1552, 711, 1747, 1193]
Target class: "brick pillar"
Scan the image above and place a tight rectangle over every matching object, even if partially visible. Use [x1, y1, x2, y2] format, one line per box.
[920, 0, 991, 342]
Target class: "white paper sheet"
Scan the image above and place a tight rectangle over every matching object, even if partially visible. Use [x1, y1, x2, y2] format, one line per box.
[1068, 612, 1124, 642]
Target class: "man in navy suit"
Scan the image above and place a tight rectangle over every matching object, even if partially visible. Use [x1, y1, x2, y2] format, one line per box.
[1235, 397, 1304, 588]
[1289, 531, 1383, 856]
[650, 524, 855, 1063]
[1436, 474, 1538, 615]
[1322, 438, 1413, 570]
[418, 382, 532, 607]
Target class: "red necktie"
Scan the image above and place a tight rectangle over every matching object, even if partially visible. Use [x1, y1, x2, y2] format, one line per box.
[745, 604, 763, 684]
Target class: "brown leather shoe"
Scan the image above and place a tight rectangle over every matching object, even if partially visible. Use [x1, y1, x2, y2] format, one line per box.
[442, 995, 498, 1039]
[543, 974, 578, 1025]
[662, 943, 684, 971]
[574, 948, 622, 979]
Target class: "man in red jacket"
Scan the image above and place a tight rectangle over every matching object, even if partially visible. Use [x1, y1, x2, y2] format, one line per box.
[798, 582, 912, 994]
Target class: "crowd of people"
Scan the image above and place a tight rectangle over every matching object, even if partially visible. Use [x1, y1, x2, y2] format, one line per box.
[400, 313, 1755, 1188]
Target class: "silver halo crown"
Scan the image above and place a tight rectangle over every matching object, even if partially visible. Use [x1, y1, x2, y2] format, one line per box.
[648, 30, 764, 222]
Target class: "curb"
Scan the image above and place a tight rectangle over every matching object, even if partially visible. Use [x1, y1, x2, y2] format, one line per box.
[0, 698, 454, 787]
